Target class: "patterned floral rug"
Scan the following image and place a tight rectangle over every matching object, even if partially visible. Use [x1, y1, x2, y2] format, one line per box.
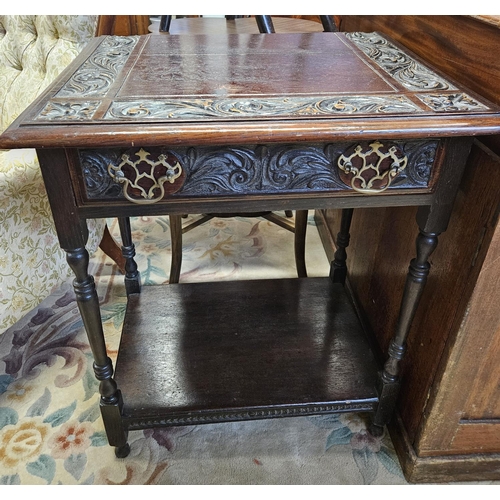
[0, 213, 409, 485]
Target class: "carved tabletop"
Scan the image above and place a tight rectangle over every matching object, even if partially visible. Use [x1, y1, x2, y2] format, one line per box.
[4, 32, 499, 141]
[1, 32, 500, 458]
[5, 32, 498, 134]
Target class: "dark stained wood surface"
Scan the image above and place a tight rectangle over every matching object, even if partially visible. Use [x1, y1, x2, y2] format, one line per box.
[1, 31, 500, 150]
[114, 278, 379, 422]
[121, 34, 395, 98]
[320, 128, 500, 480]
[337, 15, 500, 107]
[337, 15, 500, 157]
[414, 146, 500, 456]
[96, 15, 150, 36]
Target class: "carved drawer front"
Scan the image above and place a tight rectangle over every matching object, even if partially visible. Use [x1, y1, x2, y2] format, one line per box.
[78, 139, 440, 203]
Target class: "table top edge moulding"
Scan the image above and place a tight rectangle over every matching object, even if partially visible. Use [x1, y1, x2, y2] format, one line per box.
[1, 29, 500, 460]
[1, 31, 500, 150]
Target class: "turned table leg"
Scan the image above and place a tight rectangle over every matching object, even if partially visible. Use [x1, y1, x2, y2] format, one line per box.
[118, 217, 141, 295]
[169, 214, 183, 284]
[330, 208, 354, 285]
[369, 137, 474, 435]
[37, 149, 132, 457]
[66, 246, 130, 457]
[370, 229, 439, 436]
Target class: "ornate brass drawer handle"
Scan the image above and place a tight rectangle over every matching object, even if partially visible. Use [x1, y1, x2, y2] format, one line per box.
[108, 148, 183, 204]
[337, 141, 408, 194]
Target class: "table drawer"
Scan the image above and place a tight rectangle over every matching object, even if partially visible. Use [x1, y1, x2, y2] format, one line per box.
[76, 139, 441, 205]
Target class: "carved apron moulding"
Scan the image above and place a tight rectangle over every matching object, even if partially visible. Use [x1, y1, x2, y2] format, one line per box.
[97, 141, 431, 204]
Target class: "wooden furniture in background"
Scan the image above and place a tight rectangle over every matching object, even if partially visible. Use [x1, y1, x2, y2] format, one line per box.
[316, 15, 500, 482]
[149, 15, 326, 34]
[158, 15, 337, 34]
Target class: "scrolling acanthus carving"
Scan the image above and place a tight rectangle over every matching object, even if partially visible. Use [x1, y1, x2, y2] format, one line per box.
[35, 93, 423, 123]
[79, 140, 438, 202]
[346, 32, 455, 91]
[56, 36, 139, 98]
[37, 101, 101, 121]
[416, 93, 489, 112]
[105, 94, 422, 121]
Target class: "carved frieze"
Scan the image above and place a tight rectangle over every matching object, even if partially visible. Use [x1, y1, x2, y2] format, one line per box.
[36, 101, 101, 121]
[345, 32, 456, 91]
[105, 95, 423, 121]
[416, 93, 490, 112]
[80, 150, 123, 198]
[56, 36, 139, 98]
[79, 140, 439, 203]
[401, 141, 437, 184]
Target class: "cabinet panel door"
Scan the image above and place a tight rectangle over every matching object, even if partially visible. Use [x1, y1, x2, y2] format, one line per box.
[417, 212, 500, 456]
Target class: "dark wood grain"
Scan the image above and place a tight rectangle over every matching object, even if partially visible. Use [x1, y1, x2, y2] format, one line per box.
[122, 34, 393, 98]
[338, 15, 500, 158]
[338, 15, 500, 108]
[7, 117, 500, 150]
[96, 15, 150, 36]
[114, 278, 380, 423]
[319, 141, 500, 474]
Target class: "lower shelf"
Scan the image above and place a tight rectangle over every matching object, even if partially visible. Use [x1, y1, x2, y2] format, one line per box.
[113, 277, 380, 429]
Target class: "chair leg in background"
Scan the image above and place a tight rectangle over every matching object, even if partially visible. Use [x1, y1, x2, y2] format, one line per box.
[169, 214, 183, 284]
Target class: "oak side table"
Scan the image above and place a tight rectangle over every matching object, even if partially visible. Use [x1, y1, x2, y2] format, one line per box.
[1, 32, 499, 458]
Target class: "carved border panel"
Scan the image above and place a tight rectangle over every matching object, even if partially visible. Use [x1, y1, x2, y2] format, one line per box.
[345, 32, 456, 91]
[345, 32, 491, 113]
[57, 36, 139, 98]
[104, 95, 423, 121]
[78, 139, 439, 204]
[415, 93, 490, 112]
[35, 36, 140, 121]
[31, 32, 492, 122]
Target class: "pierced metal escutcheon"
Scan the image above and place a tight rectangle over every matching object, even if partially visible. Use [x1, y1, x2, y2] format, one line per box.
[108, 148, 184, 204]
[337, 141, 408, 194]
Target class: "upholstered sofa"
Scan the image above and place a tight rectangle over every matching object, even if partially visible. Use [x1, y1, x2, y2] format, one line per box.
[0, 16, 106, 333]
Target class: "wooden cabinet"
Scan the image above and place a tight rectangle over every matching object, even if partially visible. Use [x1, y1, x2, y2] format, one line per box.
[316, 15, 500, 482]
